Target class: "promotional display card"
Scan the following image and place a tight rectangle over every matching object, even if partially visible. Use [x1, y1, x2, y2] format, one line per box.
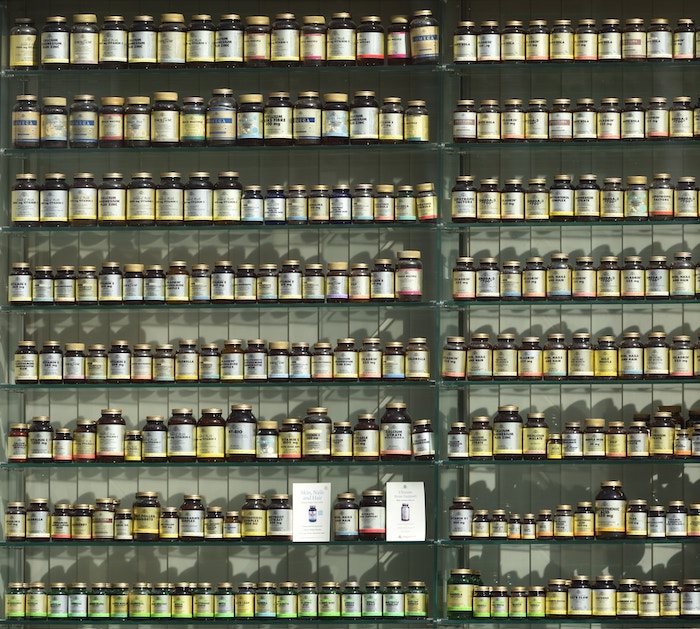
[292, 482, 331, 542]
[386, 481, 426, 541]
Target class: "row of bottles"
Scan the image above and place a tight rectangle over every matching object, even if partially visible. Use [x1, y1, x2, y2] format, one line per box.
[453, 95, 699, 143]
[6, 579, 429, 619]
[12, 91, 430, 149]
[452, 17, 700, 63]
[15, 337, 430, 384]
[446, 569, 700, 619]
[451, 251, 696, 301]
[451, 173, 700, 221]
[11, 404, 432, 464]
[9, 254, 423, 305]
[441, 330, 698, 381]
[11, 172, 437, 226]
[11, 403, 424, 464]
[446, 409, 697, 461]
[9, 10, 439, 70]
[5, 488, 401, 543]
[448, 490, 697, 540]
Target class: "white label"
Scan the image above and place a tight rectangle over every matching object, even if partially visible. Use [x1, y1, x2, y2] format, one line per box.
[184, 188, 212, 219]
[97, 423, 125, 456]
[129, 31, 156, 62]
[350, 107, 378, 140]
[169, 424, 195, 455]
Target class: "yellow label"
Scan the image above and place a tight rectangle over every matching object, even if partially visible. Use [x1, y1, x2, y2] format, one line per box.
[595, 349, 618, 377]
[196, 425, 224, 458]
[446, 584, 473, 612]
[133, 506, 159, 534]
[10, 34, 37, 67]
[605, 433, 627, 457]
[235, 593, 254, 617]
[241, 510, 266, 536]
[129, 594, 150, 617]
[404, 116, 429, 142]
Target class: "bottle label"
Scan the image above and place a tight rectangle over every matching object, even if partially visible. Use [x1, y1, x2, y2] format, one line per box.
[42, 31, 69, 63]
[264, 107, 292, 139]
[197, 425, 224, 458]
[226, 422, 255, 455]
[477, 33, 500, 61]
[127, 188, 155, 220]
[12, 189, 40, 221]
[322, 110, 349, 138]
[69, 112, 97, 142]
[125, 113, 150, 142]
[645, 346, 669, 375]
[447, 584, 473, 612]
[13, 111, 40, 144]
[221, 352, 243, 380]
[180, 509, 204, 536]
[69, 187, 97, 219]
[159, 30, 186, 63]
[501, 112, 524, 139]
[271, 29, 299, 62]
[518, 349, 542, 377]
[453, 110, 476, 140]
[441, 348, 466, 378]
[523, 427, 548, 455]
[410, 25, 438, 60]
[651, 426, 674, 455]
[619, 347, 643, 375]
[359, 505, 385, 533]
[526, 111, 548, 139]
[98, 29, 126, 62]
[671, 348, 693, 376]
[10, 275, 32, 302]
[215, 29, 242, 62]
[301, 32, 325, 61]
[267, 508, 292, 535]
[493, 421, 522, 455]
[327, 28, 355, 61]
[187, 30, 214, 62]
[242, 510, 266, 536]
[447, 432, 468, 458]
[143, 430, 166, 458]
[450, 508, 473, 535]
[129, 31, 156, 62]
[467, 348, 492, 377]
[152, 110, 180, 143]
[350, 106, 378, 140]
[354, 429, 379, 456]
[330, 196, 351, 221]
[241, 197, 263, 222]
[595, 499, 625, 533]
[180, 113, 205, 143]
[97, 423, 125, 456]
[42, 113, 67, 141]
[405, 115, 429, 143]
[476, 269, 499, 297]
[575, 189, 599, 216]
[71, 32, 98, 63]
[477, 112, 500, 140]
[357, 31, 383, 59]
[168, 423, 195, 456]
[406, 349, 429, 381]
[302, 423, 330, 456]
[379, 112, 403, 142]
[206, 107, 235, 142]
[290, 354, 311, 379]
[412, 431, 434, 456]
[453, 270, 476, 299]
[380, 422, 411, 456]
[294, 107, 320, 139]
[501, 33, 524, 61]
[671, 269, 694, 296]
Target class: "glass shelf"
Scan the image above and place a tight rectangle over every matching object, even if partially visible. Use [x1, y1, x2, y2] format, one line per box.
[0, 222, 435, 235]
[0, 539, 434, 549]
[0, 619, 433, 626]
[443, 298, 700, 309]
[446, 140, 700, 152]
[436, 618, 700, 626]
[437, 458, 696, 466]
[436, 537, 698, 546]
[1, 302, 436, 314]
[1, 144, 439, 157]
[1, 381, 436, 392]
[442, 219, 700, 231]
[2, 64, 442, 79]
[439, 378, 700, 388]
[1, 460, 434, 470]
[449, 58, 700, 74]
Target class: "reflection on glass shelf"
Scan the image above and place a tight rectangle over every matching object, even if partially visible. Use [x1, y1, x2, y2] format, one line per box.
[1, 301, 437, 314]
[2, 381, 436, 391]
[437, 618, 700, 626]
